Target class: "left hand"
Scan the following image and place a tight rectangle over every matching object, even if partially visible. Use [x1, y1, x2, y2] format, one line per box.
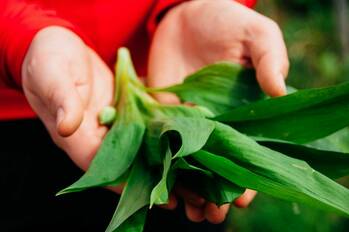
[147, 0, 289, 224]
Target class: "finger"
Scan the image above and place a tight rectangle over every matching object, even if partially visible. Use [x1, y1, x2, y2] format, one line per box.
[185, 203, 205, 223]
[247, 17, 289, 97]
[23, 54, 88, 137]
[152, 92, 181, 105]
[56, 50, 92, 137]
[204, 203, 230, 224]
[147, 15, 184, 104]
[175, 186, 206, 207]
[159, 193, 178, 210]
[54, 83, 85, 137]
[47, 50, 113, 171]
[107, 184, 125, 195]
[234, 189, 257, 208]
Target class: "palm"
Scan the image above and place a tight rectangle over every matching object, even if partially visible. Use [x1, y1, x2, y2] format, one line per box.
[148, 0, 288, 97]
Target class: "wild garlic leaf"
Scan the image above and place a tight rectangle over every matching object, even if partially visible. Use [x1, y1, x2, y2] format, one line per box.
[151, 63, 263, 115]
[152, 104, 212, 119]
[145, 117, 215, 163]
[197, 177, 244, 206]
[106, 156, 155, 232]
[57, 95, 145, 195]
[178, 169, 244, 206]
[198, 122, 349, 216]
[112, 207, 147, 232]
[172, 158, 213, 177]
[309, 127, 349, 153]
[211, 178, 245, 205]
[216, 82, 349, 143]
[173, 158, 244, 205]
[255, 139, 349, 179]
[193, 150, 349, 217]
[216, 82, 349, 121]
[57, 47, 148, 195]
[150, 142, 174, 207]
[114, 48, 140, 104]
[143, 105, 212, 166]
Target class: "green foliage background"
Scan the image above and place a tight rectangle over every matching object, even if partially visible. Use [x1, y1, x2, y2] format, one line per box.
[225, 1, 349, 231]
[259, 0, 349, 88]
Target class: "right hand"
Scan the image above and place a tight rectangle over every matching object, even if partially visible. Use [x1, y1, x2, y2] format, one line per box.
[21, 26, 176, 208]
[22, 26, 120, 190]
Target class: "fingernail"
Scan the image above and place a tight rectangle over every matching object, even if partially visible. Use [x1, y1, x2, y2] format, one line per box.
[56, 107, 65, 126]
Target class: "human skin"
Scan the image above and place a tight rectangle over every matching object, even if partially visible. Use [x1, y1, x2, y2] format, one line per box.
[147, 0, 289, 224]
[22, 0, 289, 225]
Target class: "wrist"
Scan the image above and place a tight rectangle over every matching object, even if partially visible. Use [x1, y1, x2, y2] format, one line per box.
[22, 26, 91, 98]
[27, 26, 85, 52]
[1, 7, 84, 88]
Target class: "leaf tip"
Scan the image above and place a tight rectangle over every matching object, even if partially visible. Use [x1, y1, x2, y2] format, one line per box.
[149, 203, 154, 209]
[55, 188, 68, 197]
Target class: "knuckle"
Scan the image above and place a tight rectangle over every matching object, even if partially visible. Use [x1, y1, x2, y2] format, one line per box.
[25, 51, 68, 79]
[25, 56, 38, 78]
[265, 18, 281, 34]
[247, 17, 282, 40]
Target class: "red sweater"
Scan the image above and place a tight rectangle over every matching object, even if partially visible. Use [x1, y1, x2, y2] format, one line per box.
[0, 0, 256, 120]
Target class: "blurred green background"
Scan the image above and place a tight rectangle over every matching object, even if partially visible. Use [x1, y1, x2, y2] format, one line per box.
[225, 1, 349, 231]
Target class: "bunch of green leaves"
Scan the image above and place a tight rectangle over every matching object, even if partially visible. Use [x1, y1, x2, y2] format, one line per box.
[57, 48, 349, 231]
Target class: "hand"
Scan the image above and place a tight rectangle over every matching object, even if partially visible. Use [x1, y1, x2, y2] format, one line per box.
[148, 0, 288, 223]
[22, 26, 122, 192]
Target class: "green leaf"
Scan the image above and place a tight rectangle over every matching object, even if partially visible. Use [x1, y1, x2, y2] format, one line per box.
[114, 47, 140, 104]
[173, 158, 244, 205]
[58, 94, 145, 195]
[256, 139, 349, 179]
[143, 105, 213, 166]
[172, 158, 213, 177]
[215, 82, 349, 143]
[153, 104, 212, 119]
[112, 207, 147, 232]
[197, 177, 244, 206]
[196, 122, 349, 216]
[145, 117, 215, 164]
[309, 127, 349, 153]
[212, 178, 245, 205]
[106, 156, 155, 232]
[150, 63, 263, 115]
[150, 143, 174, 207]
[146, 116, 215, 206]
[193, 150, 349, 217]
[179, 169, 244, 206]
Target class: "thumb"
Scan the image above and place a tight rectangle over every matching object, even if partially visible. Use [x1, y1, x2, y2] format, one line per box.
[23, 57, 85, 137]
[53, 82, 84, 137]
[248, 18, 289, 97]
[254, 52, 288, 97]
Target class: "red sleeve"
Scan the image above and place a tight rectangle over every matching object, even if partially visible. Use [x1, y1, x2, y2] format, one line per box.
[0, 1, 89, 87]
[0, 0, 257, 88]
[147, 0, 257, 37]
[235, 0, 257, 8]
[146, 0, 188, 37]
